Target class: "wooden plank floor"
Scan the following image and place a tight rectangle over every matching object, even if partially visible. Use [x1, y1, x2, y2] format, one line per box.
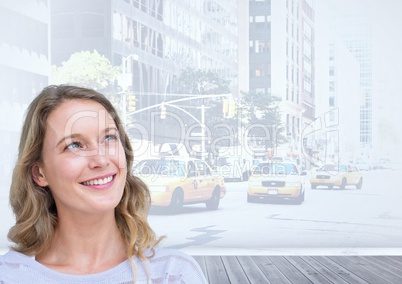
[193, 255, 402, 284]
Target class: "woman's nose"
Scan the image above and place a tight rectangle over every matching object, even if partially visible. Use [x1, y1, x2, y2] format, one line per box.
[88, 146, 110, 168]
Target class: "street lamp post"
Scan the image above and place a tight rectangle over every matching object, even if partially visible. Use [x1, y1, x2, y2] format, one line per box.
[299, 108, 306, 168]
[119, 54, 139, 128]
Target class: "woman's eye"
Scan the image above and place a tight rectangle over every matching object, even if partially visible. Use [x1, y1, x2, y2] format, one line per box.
[105, 134, 118, 142]
[65, 141, 82, 150]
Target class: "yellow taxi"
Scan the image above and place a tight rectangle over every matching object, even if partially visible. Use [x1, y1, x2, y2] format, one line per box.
[133, 156, 226, 212]
[247, 162, 306, 204]
[310, 164, 363, 189]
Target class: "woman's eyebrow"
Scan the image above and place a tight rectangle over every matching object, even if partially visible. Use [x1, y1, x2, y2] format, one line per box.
[102, 126, 118, 134]
[56, 133, 83, 147]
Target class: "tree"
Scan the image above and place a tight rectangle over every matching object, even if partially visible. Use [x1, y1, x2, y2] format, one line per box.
[50, 50, 121, 104]
[240, 91, 286, 150]
[176, 68, 231, 95]
[174, 68, 237, 148]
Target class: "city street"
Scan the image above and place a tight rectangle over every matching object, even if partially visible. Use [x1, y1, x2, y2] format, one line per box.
[148, 168, 402, 255]
[1, 169, 401, 256]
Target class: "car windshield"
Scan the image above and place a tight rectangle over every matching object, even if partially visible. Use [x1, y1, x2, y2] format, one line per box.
[252, 163, 298, 175]
[133, 159, 186, 177]
[319, 164, 348, 172]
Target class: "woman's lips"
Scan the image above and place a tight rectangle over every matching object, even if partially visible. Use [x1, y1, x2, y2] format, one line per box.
[81, 174, 116, 189]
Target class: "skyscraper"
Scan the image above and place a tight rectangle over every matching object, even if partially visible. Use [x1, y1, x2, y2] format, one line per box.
[328, 0, 373, 149]
[249, 0, 316, 159]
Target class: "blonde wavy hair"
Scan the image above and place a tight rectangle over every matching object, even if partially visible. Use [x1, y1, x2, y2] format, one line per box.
[8, 85, 162, 272]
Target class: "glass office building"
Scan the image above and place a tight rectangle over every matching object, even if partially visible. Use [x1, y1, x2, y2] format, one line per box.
[51, 0, 240, 142]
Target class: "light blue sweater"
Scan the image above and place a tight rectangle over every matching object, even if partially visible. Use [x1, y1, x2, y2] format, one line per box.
[0, 248, 207, 283]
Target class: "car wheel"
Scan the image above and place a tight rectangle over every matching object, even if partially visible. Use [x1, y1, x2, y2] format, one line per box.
[242, 171, 250, 181]
[356, 177, 363, 189]
[340, 178, 347, 189]
[247, 194, 257, 203]
[169, 189, 183, 214]
[206, 187, 220, 210]
[328, 185, 333, 189]
[293, 188, 304, 205]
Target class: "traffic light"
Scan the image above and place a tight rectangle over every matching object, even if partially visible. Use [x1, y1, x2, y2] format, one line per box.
[127, 94, 136, 113]
[223, 99, 229, 118]
[160, 103, 167, 119]
[227, 100, 237, 118]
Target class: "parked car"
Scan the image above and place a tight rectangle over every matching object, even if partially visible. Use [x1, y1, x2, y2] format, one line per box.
[310, 164, 363, 189]
[133, 156, 226, 212]
[247, 162, 307, 204]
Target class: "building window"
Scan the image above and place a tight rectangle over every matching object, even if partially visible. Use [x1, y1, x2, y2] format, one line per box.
[329, 96, 335, 107]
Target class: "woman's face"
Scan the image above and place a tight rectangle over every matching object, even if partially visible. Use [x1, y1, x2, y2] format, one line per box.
[33, 99, 127, 217]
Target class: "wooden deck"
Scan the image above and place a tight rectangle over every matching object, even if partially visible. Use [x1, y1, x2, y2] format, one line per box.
[193, 255, 402, 284]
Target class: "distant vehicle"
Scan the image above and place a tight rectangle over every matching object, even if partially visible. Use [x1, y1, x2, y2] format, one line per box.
[215, 156, 250, 182]
[133, 156, 226, 213]
[215, 145, 254, 182]
[355, 161, 371, 171]
[247, 162, 307, 204]
[372, 158, 392, 170]
[310, 164, 363, 189]
[270, 156, 296, 164]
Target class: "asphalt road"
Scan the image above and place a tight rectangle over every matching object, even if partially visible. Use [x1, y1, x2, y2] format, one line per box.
[147, 168, 402, 255]
[1, 169, 401, 256]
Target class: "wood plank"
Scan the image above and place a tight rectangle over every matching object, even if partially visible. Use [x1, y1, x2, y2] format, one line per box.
[312, 256, 369, 284]
[236, 256, 271, 284]
[220, 256, 250, 284]
[375, 255, 402, 271]
[193, 255, 208, 280]
[284, 256, 334, 284]
[250, 256, 292, 284]
[204, 256, 231, 284]
[268, 256, 312, 284]
[387, 255, 402, 264]
[329, 256, 394, 283]
[350, 256, 402, 283]
[298, 256, 349, 284]
[193, 255, 402, 284]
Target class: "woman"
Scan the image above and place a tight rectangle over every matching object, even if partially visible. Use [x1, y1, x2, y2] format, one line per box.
[0, 85, 207, 283]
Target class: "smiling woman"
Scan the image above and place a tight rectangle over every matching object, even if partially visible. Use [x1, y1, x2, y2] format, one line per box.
[0, 85, 207, 283]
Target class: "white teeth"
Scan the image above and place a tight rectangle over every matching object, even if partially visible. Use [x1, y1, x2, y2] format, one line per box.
[83, 176, 113, 186]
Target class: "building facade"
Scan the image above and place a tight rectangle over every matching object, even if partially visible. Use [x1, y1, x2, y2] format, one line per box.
[0, 0, 50, 183]
[249, 0, 316, 161]
[0, 0, 50, 247]
[51, 0, 241, 145]
[325, 40, 361, 163]
[328, 0, 373, 153]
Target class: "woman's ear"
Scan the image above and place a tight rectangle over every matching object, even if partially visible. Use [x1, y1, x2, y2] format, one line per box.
[32, 164, 49, 187]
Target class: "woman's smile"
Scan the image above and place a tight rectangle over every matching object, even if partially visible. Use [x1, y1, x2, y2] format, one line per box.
[81, 174, 116, 189]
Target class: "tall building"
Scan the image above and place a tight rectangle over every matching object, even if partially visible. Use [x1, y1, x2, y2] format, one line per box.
[326, 40, 361, 162]
[51, 0, 240, 143]
[0, 0, 50, 248]
[249, 0, 316, 160]
[0, 0, 50, 181]
[328, 0, 373, 152]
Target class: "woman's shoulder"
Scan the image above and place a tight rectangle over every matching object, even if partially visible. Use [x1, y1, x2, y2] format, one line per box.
[0, 249, 33, 264]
